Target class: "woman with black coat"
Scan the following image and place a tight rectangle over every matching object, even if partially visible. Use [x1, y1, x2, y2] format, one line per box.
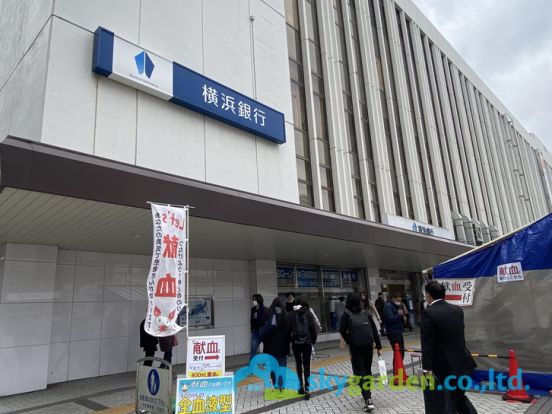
[260, 297, 291, 391]
[340, 293, 382, 413]
[291, 296, 318, 398]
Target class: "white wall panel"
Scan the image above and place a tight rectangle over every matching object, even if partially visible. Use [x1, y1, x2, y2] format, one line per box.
[101, 301, 130, 338]
[94, 78, 137, 164]
[136, 93, 206, 181]
[100, 336, 128, 375]
[51, 302, 72, 343]
[42, 18, 97, 153]
[70, 302, 102, 341]
[140, 0, 202, 72]
[203, 0, 252, 95]
[0, 345, 50, 395]
[54, 0, 139, 42]
[205, 121, 258, 194]
[0, 303, 53, 348]
[1, 261, 56, 303]
[74, 265, 104, 302]
[48, 341, 69, 384]
[67, 339, 100, 380]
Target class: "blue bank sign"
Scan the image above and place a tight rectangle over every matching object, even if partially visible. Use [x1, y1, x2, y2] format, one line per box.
[92, 27, 286, 144]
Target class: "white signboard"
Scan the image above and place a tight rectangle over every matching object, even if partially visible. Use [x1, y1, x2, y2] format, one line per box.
[381, 213, 455, 240]
[136, 365, 171, 414]
[497, 262, 524, 283]
[145, 203, 189, 337]
[186, 335, 225, 378]
[111, 36, 173, 101]
[441, 278, 476, 306]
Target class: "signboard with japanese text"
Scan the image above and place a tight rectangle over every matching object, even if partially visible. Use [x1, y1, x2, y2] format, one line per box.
[381, 213, 454, 240]
[176, 376, 234, 414]
[186, 336, 225, 378]
[496, 262, 524, 283]
[297, 268, 319, 288]
[136, 365, 171, 414]
[441, 278, 476, 306]
[145, 203, 189, 336]
[187, 297, 214, 327]
[92, 27, 285, 144]
[341, 270, 358, 287]
[322, 270, 340, 288]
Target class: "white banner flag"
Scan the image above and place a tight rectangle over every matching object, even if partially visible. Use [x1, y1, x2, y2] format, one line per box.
[145, 203, 189, 336]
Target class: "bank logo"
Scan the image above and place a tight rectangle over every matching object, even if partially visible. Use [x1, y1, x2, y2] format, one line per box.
[147, 369, 160, 396]
[135, 51, 155, 78]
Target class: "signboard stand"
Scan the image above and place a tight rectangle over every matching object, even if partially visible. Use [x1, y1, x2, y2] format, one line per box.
[135, 357, 172, 414]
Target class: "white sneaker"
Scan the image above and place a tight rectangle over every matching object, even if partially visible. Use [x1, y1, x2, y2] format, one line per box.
[364, 398, 375, 412]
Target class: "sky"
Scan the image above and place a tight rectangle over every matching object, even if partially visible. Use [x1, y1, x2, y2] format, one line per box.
[412, 0, 552, 152]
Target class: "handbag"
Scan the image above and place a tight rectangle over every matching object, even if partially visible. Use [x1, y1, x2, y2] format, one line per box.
[378, 357, 388, 385]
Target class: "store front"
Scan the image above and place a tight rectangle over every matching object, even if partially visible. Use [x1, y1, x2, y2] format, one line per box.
[378, 269, 425, 327]
[277, 265, 365, 333]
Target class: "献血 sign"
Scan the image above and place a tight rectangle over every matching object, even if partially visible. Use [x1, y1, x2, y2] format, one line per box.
[92, 27, 285, 144]
[441, 278, 476, 306]
[497, 262, 524, 283]
[186, 335, 225, 378]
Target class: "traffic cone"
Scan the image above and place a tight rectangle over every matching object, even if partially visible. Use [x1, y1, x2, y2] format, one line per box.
[392, 343, 408, 386]
[502, 349, 534, 403]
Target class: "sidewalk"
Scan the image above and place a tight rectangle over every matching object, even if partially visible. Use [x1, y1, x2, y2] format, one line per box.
[0, 333, 538, 414]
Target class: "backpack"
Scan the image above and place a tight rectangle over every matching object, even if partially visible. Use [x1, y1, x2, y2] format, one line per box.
[292, 311, 311, 345]
[346, 309, 374, 347]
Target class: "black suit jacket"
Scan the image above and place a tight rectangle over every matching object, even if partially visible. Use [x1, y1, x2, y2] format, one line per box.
[421, 300, 476, 379]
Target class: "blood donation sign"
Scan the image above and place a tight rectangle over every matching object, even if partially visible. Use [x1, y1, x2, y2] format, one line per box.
[144, 203, 189, 336]
[186, 336, 226, 378]
[175, 376, 234, 414]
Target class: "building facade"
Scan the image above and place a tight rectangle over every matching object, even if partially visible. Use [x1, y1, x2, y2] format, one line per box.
[0, 0, 550, 396]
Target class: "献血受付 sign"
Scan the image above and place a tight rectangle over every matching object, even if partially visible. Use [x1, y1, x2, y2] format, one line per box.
[92, 27, 285, 144]
[186, 335, 225, 378]
[441, 278, 476, 306]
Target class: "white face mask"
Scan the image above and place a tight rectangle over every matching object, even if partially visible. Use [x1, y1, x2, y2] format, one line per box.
[252, 300, 258, 307]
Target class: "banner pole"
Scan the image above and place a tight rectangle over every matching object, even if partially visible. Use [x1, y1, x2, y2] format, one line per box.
[186, 206, 190, 338]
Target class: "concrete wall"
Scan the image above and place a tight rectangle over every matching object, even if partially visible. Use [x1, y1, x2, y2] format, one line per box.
[34, 0, 298, 203]
[0, 243, 279, 396]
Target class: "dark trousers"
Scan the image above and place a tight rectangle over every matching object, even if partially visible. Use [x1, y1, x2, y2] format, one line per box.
[143, 349, 155, 366]
[160, 348, 172, 368]
[424, 375, 477, 414]
[270, 355, 287, 389]
[292, 343, 312, 391]
[250, 331, 261, 360]
[350, 347, 374, 401]
[387, 332, 404, 368]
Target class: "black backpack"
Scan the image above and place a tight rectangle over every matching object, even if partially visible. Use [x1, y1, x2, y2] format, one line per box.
[346, 309, 374, 347]
[292, 311, 311, 345]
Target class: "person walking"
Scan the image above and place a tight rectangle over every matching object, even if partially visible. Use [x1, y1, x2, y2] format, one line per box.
[335, 296, 346, 331]
[260, 297, 291, 392]
[285, 292, 296, 312]
[250, 293, 268, 360]
[383, 292, 406, 368]
[421, 281, 477, 414]
[361, 291, 383, 329]
[291, 296, 318, 399]
[159, 334, 177, 368]
[140, 319, 158, 366]
[340, 293, 382, 412]
[374, 292, 386, 336]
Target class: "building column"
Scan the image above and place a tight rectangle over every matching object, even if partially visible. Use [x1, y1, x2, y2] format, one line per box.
[248, 259, 277, 305]
[383, 0, 426, 222]
[0, 243, 57, 396]
[355, 0, 396, 217]
[410, 24, 453, 231]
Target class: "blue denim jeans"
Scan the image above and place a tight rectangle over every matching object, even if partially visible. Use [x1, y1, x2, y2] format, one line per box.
[250, 331, 261, 360]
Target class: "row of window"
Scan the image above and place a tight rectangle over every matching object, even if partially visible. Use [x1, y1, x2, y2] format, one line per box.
[284, 0, 550, 235]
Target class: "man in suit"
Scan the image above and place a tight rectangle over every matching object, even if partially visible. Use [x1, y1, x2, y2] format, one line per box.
[421, 281, 477, 414]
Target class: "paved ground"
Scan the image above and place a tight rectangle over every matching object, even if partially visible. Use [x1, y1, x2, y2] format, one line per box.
[0, 332, 539, 414]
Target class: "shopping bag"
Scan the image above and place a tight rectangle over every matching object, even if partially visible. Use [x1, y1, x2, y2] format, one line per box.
[339, 336, 347, 350]
[378, 357, 388, 385]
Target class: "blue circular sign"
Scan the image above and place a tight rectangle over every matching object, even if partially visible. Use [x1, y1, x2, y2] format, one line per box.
[147, 369, 160, 396]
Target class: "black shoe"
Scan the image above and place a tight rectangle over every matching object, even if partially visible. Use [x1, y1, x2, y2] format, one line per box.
[304, 392, 310, 400]
[364, 398, 375, 412]
[298, 387, 305, 395]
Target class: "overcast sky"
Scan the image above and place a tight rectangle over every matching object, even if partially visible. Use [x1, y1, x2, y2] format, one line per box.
[412, 0, 552, 152]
